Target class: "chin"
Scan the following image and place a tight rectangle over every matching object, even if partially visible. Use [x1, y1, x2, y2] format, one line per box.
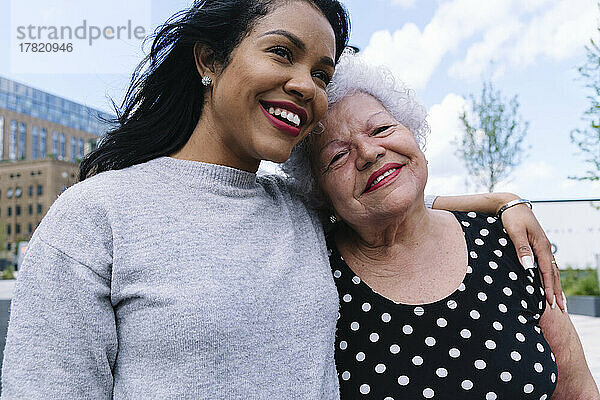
[259, 143, 294, 164]
[267, 151, 293, 164]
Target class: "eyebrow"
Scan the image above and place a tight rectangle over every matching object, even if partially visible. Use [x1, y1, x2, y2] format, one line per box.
[319, 139, 344, 153]
[260, 29, 335, 68]
[318, 110, 390, 153]
[365, 111, 388, 126]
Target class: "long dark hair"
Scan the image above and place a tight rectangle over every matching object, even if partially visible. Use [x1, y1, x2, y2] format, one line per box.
[79, 0, 350, 180]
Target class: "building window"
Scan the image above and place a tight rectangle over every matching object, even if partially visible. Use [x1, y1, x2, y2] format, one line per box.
[0, 115, 4, 159]
[9, 120, 17, 160]
[52, 131, 58, 158]
[40, 128, 47, 158]
[37, 185, 43, 196]
[7, 207, 11, 216]
[60, 132, 65, 160]
[15, 224, 20, 234]
[78, 137, 84, 159]
[7, 188, 13, 199]
[27, 223, 33, 234]
[15, 187, 22, 198]
[15, 205, 21, 216]
[18, 122, 26, 159]
[32, 126, 39, 159]
[6, 224, 11, 235]
[37, 204, 43, 214]
[70, 136, 77, 162]
[28, 204, 33, 215]
[28, 185, 33, 197]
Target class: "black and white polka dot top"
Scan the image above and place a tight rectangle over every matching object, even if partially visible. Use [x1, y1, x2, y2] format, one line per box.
[331, 211, 558, 399]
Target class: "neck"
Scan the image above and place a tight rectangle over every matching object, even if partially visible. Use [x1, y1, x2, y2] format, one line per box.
[337, 199, 439, 267]
[171, 113, 260, 173]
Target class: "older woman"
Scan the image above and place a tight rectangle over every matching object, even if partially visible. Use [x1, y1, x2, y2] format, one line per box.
[284, 56, 599, 399]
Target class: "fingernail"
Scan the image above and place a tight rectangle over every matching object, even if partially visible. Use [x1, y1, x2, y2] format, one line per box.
[562, 292, 568, 313]
[520, 255, 535, 269]
[551, 295, 556, 309]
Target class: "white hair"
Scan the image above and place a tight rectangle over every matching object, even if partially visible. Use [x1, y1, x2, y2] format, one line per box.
[282, 54, 430, 212]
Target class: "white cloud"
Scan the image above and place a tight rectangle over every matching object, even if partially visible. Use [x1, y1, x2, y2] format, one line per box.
[362, 0, 515, 88]
[450, 0, 598, 81]
[423, 93, 474, 194]
[389, 0, 417, 8]
[362, 0, 598, 88]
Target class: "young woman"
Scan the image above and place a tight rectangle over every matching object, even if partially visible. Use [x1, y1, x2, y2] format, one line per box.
[1, 0, 562, 398]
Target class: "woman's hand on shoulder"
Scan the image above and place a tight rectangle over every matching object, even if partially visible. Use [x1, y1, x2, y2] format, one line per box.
[499, 197, 565, 311]
[431, 191, 565, 311]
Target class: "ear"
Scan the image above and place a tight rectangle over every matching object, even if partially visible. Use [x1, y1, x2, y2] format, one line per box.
[193, 43, 218, 79]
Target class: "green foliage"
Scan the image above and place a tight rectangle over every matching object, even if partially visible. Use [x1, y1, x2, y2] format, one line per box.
[456, 81, 529, 192]
[570, 4, 600, 182]
[561, 267, 600, 296]
[1, 264, 15, 280]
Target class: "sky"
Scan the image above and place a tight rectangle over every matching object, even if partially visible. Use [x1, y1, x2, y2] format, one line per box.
[1, 0, 599, 265]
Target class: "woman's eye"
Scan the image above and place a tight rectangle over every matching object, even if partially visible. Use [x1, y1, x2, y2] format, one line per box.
[312, 71, 332, 85]
[328, 152, 347, 166]
[269, 46, 292, 62]
[371, 125, 392, 136]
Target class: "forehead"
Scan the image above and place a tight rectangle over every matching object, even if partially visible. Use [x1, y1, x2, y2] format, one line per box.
[249, 1, 336, 55]
[318, 93, 392, 141]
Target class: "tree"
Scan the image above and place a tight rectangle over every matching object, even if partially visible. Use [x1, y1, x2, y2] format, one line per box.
[570, 8, 600, 182]
[456, 81, 529, 192]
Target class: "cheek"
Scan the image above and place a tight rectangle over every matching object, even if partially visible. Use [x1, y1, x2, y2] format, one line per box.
[313, 90, 329, 122]
[321, 174, 354, 209]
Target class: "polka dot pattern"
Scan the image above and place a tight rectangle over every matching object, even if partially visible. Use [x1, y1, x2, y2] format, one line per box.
[332, 211, 558, 399]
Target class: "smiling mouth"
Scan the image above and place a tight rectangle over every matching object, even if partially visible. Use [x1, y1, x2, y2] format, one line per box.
[267, 105, 301, 126]
[363, 164, 405, 194]
[259, 101, 306, 128]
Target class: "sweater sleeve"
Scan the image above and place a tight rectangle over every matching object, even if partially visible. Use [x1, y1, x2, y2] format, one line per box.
[1, 237, 117, 399]
[1, 182, 117, 399]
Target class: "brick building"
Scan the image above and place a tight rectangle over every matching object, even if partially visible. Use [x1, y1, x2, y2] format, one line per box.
[0, 76, 110, 246]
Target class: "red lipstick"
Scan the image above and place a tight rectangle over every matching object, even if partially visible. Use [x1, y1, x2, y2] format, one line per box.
[260, 105, 301, 137]
[363, 162, 404, 194]
[261, 100, 308, 124]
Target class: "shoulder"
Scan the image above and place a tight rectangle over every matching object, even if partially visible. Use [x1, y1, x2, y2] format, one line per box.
[257, 172, 311, 206]
[33, 167, 143, 267]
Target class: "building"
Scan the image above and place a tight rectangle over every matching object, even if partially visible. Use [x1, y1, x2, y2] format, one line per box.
[0, 76, 111, 246]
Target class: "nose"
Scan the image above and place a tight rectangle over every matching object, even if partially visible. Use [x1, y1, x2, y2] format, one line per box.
[283, 68, 316, 102]
[356, 139, 385, 171]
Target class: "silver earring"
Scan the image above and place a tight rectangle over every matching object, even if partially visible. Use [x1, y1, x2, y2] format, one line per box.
[329, 214, 338, 224]
[201, 75, 212, 86]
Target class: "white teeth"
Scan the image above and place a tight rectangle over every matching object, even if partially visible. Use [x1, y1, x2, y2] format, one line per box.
[369, 168, 399, 188]
[266, 106, 301, 127]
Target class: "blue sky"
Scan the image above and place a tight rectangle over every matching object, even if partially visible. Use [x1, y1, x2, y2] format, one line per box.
[1, 0, 599, 263]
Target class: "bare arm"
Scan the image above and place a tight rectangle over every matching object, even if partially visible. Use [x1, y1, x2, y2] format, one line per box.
[431, 192, 564, 310]
[431, 192, 519, 215]
[539, 299, 600, 399]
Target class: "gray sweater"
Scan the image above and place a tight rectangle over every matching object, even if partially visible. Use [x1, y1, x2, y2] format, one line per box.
[1, 157, 340, 399]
